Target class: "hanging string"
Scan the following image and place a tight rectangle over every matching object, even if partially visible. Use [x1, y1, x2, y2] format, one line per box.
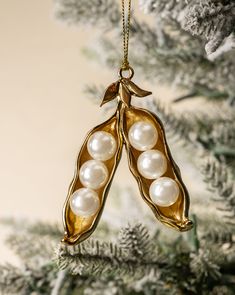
[121, 0, 131, 70]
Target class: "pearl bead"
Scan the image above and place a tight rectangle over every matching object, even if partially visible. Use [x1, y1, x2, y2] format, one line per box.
[149, 177, 179, 207]
[128, 121, 158, 151]
[137, 150, 167, 179]
[79, 160, 108, 190]
[70, 188, 100, 217]
[87, 131, 117, 161]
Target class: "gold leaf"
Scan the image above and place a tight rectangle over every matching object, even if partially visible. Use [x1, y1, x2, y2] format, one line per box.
[119, 82, 131, 107]
[100, 81, 119, 107]
[123, 80, 152, 97]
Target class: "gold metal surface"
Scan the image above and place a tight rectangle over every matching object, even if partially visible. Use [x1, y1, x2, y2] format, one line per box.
[62, 76, 193, 245]
[122, 106, 193, 232]
[62, 104, 123, 245]
[119, 66, 134, 79]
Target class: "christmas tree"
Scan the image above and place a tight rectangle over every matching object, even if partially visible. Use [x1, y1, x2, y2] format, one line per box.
[1, 1, 235, 294]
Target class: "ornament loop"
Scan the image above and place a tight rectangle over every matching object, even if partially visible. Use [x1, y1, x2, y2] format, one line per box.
[119, 66, 134, 79]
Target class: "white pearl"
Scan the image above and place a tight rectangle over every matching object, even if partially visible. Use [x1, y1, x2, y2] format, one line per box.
[70, 188, 100, 217]
[87, 131, 117, 161]
[128, 121, 158, 151]
[79, 160, 108, 190]
[137, 150, 167, 179]
[149, 177, 179, 207]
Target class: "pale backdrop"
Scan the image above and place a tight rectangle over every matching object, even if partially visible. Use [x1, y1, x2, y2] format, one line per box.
[0, 0, 205, 263]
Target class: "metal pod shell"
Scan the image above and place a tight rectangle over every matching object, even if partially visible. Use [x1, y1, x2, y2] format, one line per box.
[62, 106, 123, 245]
[122, 105, 193, 232]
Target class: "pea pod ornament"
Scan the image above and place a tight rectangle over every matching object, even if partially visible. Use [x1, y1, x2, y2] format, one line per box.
[62, 67, 193, 245]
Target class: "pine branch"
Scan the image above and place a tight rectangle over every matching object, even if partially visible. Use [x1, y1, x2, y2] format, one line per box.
[190, 249, 221, 282]
[0, 264, 28, 295]
[1, 219, 234, 294]
[55, 223, 234, 294]
[55, 0, 119, 28]
[150, 99, 235, 164]
[0, 218, 62, 239]
[144, 98, 197, 146]
[83, 84, 118, 112]
[187, 111, 235, 164]
[56, 236, 166, 278]
[51, 270, 67, 295]
[0, 263, 57, 295]
[6, 234, 56, 264]
[83, 84, 104, 104]
[88, 23, 234, 102]
[202, 227, 234, 245]
[207, 34, 235, 61]
[210, 121, 235, 155]
[27, 221, 62, 238]
[173, 92, 198, 103]
[55, 0, 235, 102]
[211, 285, 235, 295]
[139, 0, 188, 21]
[139, 0, 235, 57]
[118, 223, 154, 260]
[57, 243, 166, 278]
[130, 31, 234, 100]
[201, 158, 235, 224]
[181, 1, 235, 55]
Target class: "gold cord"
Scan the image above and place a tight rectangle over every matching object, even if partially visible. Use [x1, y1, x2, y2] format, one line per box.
[121, 0, 131, 70]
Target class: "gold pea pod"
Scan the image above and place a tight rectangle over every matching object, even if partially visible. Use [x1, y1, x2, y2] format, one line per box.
[62, 68, 193, 245]
[62, 109, 123, 245]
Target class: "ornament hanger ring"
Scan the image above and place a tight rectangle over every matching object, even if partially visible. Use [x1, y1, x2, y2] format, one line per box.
[119, 66, 134, 79]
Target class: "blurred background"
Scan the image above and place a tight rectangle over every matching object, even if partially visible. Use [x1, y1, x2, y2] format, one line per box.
[0, 0, 193, 260]
[0, 1, 234, 294]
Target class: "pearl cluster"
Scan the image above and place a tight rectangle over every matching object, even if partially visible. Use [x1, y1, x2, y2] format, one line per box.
[128, 121, 179, 207]
[70, 131, 117, 217]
